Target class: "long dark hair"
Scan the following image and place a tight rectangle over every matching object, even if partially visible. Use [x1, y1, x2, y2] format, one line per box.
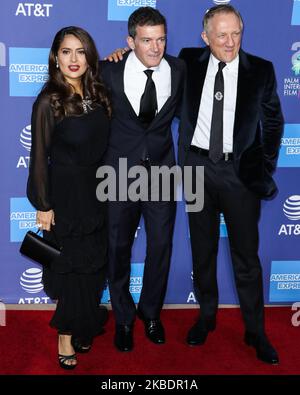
[42, 26, 111, 119]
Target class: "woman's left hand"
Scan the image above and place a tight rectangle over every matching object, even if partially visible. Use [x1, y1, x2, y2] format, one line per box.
[36, 209, 55, 231]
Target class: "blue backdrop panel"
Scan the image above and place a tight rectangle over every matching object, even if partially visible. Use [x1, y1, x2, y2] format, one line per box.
[0, 0, 299, 306]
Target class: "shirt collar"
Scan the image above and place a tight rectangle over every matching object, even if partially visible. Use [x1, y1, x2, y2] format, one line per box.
[210, 53, 239, 72]
[129, 50, 161, 73]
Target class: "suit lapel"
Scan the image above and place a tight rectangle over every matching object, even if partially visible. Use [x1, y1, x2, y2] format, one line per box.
[189, 48, 210, 130]
[233, 50, 251, 141]
[150, 55, 180, 127]
[111, 53, 138, 119]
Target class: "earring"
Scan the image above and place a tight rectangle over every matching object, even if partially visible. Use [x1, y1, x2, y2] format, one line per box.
[55, 56, 59, 69]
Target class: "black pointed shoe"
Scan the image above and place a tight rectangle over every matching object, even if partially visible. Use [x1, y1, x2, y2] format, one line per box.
[137, 309, 165, 344]
[186, 318, 216, 346]
[114, 324, 134, 352]
[144, 319, 165, 344]
[244, 331, 279, 365]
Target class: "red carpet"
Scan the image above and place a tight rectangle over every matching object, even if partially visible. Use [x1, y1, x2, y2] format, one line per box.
[0, 307, 298, 375]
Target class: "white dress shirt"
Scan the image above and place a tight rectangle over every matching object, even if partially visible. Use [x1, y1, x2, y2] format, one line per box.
[191, 53, 239, 153]
[124, 51, 171, 116]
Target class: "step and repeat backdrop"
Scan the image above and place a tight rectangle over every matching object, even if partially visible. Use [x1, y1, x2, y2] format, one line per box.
[0, 0, 300, 306]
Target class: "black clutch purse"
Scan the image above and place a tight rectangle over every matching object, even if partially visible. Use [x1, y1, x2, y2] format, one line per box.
[19, 229, 61, 267]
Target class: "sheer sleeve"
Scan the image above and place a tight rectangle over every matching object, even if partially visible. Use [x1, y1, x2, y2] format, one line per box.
[27, 94, 55, 211]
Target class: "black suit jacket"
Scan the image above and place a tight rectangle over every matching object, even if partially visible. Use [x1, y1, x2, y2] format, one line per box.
[178, 47, 284, 199]
[100, 52, 185, 168]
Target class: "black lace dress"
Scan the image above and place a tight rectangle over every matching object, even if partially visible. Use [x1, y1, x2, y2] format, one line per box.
[27, 93, 109, 340]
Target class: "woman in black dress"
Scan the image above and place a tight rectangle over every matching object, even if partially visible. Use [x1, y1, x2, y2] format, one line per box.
[27, 26, 111, 369]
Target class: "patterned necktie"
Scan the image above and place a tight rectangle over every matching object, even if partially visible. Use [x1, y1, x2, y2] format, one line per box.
[209, 61, 227, 163]
[138, 69, 158, 126]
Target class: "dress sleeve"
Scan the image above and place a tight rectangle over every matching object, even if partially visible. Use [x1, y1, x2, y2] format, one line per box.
[27, 94, 55, 211]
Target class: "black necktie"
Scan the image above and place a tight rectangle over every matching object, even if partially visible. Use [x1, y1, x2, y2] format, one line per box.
[138, 69, 157, 126]
[209, 61, 226, 163]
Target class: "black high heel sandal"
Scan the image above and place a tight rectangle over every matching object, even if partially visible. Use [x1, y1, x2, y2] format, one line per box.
[58, 354, 77, 370]
[58, 331, 77, 369]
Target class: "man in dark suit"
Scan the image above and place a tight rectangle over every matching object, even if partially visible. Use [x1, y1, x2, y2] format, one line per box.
[178, 4, 283, 364]
[101, 7, 185, 352]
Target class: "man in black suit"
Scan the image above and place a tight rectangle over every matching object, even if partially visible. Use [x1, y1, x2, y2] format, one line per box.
[100, 7, 185, 351]
[178, 5, 283, 364]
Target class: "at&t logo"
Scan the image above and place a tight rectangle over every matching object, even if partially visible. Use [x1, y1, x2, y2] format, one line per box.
[17, 124, 31, 169]
[278, 195, 300, 236]
[20, 124, 31, 151]
[186, 271, 197, 303]
[18, 268, 50, 304]
[20, 268, 43, 293]
[15, 2, 53, 17]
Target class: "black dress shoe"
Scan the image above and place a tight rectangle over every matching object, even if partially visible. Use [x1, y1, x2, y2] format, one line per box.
[186, 318, 216, 346]
[114, 324, 133, 352]
[137, 309, 165, 344]
[144, 319, 165, 344]
[244, 331, 279, 365]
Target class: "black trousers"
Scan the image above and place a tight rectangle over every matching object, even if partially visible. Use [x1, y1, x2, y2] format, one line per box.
[186, 149, 265, 335]
[108, 198, 176, 325]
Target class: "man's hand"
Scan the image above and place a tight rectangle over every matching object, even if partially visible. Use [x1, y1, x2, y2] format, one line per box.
[104, 47, 130, 62]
